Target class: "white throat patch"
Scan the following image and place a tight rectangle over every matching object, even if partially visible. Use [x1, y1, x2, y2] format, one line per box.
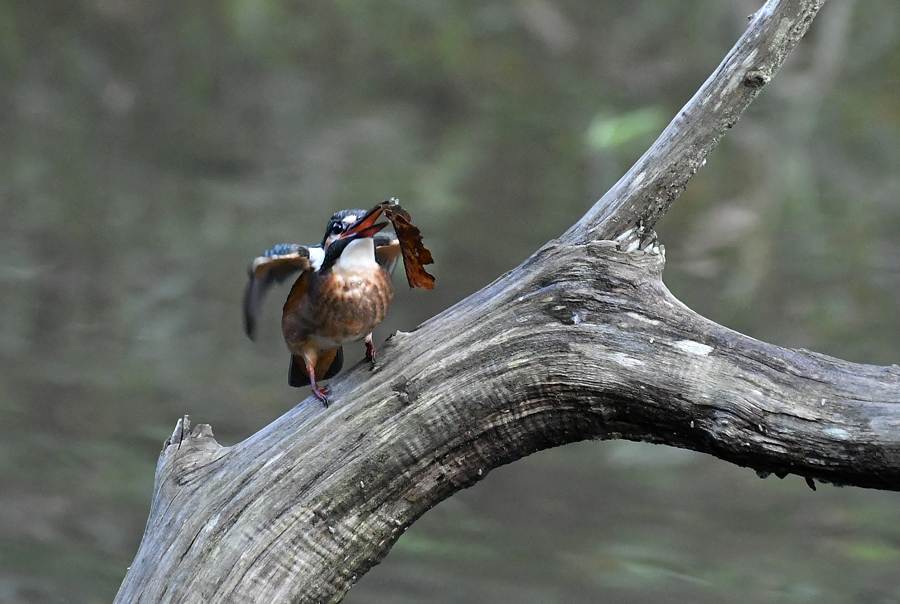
[335, 238, 378, 271]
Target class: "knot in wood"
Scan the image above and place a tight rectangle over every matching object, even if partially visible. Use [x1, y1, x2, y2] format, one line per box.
[743, 70, 770, 88]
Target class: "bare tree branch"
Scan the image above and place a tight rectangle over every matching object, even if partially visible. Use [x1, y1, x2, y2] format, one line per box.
[566, 0, 827, 242]
[116, 1, 900, 602]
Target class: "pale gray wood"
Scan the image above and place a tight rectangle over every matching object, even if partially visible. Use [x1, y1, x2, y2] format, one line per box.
[114, 1, 900, 602]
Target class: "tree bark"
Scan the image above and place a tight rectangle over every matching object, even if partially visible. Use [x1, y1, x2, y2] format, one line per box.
[117, 0, 900, 602]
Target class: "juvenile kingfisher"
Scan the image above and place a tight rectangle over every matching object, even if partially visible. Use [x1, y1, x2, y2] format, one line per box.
[243, 205, 401, 406]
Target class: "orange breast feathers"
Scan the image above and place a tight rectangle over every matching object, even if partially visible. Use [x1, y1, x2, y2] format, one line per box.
[312, 267, 393, 342]
[282, 266, 393, 349]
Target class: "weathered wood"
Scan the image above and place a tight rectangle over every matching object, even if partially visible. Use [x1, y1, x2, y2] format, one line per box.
[115, 1, 900, 602]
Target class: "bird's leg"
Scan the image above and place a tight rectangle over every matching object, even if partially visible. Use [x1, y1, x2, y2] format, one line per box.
[304, 354, 330, 407]
[364, 333, 376, 368]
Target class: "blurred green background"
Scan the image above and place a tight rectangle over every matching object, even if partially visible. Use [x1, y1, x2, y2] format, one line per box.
[2, 1, 900, 602]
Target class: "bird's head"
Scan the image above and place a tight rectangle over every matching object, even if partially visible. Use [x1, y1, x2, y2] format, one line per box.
[322, 209, 365, 248]
[319, 205, 390, 271]
[322, 206, 390, 248]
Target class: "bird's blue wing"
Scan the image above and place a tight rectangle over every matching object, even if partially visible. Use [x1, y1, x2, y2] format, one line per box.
[243, 243, 324, 340]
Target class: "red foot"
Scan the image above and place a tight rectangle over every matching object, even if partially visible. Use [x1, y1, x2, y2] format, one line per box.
[365, 339, 377, 367]
[312, 384, 331, 407]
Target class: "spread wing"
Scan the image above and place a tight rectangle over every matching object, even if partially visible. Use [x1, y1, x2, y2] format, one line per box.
[374, 234, 402, 274]
[243, 243, 323, 340]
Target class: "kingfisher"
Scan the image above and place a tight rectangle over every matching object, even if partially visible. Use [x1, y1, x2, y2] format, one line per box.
[243, 205, 401, 406]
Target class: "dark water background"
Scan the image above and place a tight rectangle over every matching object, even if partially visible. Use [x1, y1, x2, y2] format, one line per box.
[2, 1, 900, 602]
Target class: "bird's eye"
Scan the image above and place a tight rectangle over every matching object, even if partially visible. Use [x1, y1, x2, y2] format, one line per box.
[331, 223, 344, 234]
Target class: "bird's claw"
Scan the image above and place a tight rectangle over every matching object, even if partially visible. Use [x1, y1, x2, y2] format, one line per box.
[312, 385, 331, 407]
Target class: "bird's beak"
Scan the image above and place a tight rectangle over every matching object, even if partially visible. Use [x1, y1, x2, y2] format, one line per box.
[340, 206, 389, 240]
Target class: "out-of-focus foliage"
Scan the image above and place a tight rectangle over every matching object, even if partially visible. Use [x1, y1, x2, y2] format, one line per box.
[586, 106, 667, 151]
[1, 0, 899, 602]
